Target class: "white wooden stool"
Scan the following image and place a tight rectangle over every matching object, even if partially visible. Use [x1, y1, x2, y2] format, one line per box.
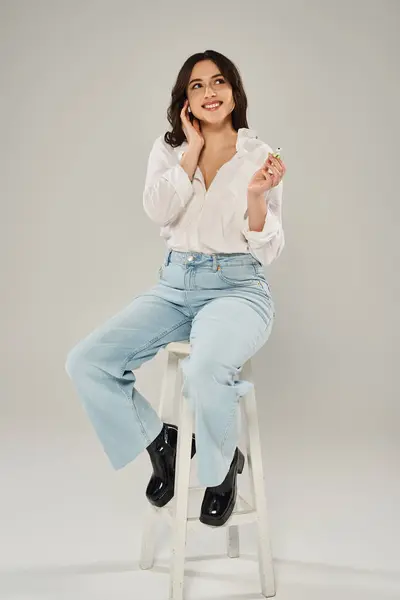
[139, 341, 276, 599]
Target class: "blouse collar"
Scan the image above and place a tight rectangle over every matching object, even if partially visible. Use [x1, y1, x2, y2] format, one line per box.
[176, 127, 258, 160]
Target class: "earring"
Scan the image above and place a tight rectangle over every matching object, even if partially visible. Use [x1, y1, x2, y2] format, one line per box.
[188, 106, 191, 113]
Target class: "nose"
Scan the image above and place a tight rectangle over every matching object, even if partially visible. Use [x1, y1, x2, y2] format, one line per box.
[204, 85, 217, 99]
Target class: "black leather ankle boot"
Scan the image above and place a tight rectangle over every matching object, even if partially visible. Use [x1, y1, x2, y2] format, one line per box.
[199, 447, 245, 527]
[145, 422, 196, 508]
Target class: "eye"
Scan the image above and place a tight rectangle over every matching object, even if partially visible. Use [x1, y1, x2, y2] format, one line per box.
[192, 78, 225, 89]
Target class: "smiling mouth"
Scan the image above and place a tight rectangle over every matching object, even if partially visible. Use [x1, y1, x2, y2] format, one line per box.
[202, 101, 223, 110]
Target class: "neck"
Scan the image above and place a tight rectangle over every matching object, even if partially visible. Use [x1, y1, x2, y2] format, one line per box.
[200, 121, 238, 152]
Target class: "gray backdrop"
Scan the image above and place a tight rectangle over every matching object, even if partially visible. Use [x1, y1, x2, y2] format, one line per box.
[1, 0, 399, 592]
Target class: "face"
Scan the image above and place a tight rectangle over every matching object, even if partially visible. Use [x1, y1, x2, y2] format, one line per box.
[186, 59, 235, 123]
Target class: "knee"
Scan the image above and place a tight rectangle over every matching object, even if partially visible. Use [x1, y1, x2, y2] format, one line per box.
[65, 341, 89, 380]
[181, 355, 236, 393]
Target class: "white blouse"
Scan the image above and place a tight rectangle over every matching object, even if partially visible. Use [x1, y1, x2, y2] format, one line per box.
[142, 127, 285, 266]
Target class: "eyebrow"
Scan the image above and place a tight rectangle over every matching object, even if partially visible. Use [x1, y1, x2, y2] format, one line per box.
[188, 73, 223, 86]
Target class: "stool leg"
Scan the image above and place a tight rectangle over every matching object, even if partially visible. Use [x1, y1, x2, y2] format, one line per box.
[139, 351, 179, 571]
[169, 364, 192, 600]
[227, 398, 242, 558]
[227, 526, 240, 558]
[241, 361, 276, 598]
[139, 506, 159, 570]
[159, 351, 180, 420]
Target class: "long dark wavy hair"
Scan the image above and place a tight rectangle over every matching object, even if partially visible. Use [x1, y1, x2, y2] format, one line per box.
[164, 49, 249, 148]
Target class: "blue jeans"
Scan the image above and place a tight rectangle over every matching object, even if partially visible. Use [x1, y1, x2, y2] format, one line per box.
[65, 249, 275, 486]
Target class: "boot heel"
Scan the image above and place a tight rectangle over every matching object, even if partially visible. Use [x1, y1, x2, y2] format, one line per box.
[237, 448, 245, 474]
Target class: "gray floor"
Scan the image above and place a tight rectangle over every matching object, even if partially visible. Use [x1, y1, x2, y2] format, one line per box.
[1, 427, 399, 600]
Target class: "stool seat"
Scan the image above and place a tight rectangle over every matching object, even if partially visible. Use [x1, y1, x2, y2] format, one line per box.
[140, 340, 275, 599]
[163, 340, 191, 355]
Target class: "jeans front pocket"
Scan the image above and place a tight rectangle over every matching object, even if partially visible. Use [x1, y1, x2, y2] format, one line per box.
[216, 263, 258, 287]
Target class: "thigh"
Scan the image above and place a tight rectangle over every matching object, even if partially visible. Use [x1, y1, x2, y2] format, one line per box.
[66, 291, 192, 376]
[189, 295, 274, 371]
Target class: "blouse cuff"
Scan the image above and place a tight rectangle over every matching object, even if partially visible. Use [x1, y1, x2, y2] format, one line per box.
[241, 210, 281, 248]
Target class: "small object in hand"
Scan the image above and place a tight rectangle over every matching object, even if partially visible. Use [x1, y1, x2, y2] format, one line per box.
[268, 147, 282, 173]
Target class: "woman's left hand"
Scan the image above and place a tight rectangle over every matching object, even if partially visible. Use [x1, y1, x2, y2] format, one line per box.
[247, 153, 286, 196]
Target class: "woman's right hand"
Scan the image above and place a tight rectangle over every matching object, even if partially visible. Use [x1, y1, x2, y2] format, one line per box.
[180, 99, 204, 149]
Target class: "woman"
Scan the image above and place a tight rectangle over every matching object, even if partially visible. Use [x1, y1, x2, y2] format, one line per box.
[65, 49, 286, 528]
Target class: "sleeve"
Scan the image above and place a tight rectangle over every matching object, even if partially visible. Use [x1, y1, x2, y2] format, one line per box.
[241, 181, 285, 266]
[142, 135, 195, 227]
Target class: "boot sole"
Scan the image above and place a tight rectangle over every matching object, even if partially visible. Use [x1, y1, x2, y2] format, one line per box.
[199, 448, 245, 527]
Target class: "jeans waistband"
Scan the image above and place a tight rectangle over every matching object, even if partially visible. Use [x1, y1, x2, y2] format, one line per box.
[163, 249, 261, 269]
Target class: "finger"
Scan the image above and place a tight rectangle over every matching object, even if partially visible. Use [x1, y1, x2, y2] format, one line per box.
[270, 154, 285, 171]
[181, 105, 189, 121]
[269, 158, 284, 178]
[264, 153, 272, 166]
[266, 160, 279, 177]
[263, 166, 279, 187]
[269, 155, 284, 172]
[269, 164, 281, 185]
[274, 169, 283, 186]
[265, 154, 280, 171]
[265, 152, 280, 162]
[262, 167, 272, 179]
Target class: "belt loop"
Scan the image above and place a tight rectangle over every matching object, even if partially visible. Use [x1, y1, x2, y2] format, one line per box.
[212, 254, 217, 272]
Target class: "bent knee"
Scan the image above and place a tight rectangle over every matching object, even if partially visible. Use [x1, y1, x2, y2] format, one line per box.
[65, 341, 90, 379]
[181, 355, 237, 389]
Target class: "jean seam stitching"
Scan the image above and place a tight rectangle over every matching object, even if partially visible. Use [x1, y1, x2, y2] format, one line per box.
[220, 404, 237, 453]
[118, 317, 191, 442]
[217, 270, 259, 287]
[120, 316, 191, 375]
